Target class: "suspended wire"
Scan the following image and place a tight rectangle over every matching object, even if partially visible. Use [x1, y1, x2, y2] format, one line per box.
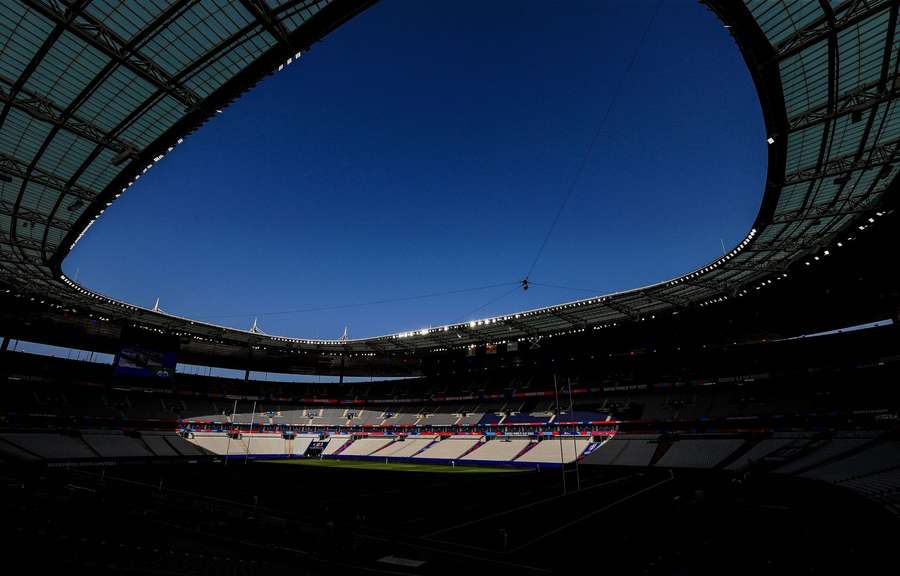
[190, 281, 521, 320]
[524, 0, 665, 280]
[453, 283, 524, 324]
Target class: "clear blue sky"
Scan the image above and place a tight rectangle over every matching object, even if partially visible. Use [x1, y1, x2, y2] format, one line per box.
[64, 0, 765, 340]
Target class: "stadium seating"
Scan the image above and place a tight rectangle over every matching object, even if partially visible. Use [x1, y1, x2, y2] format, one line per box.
[799, 441, 900, 483]
[582, 434, 659, 466]
[189, 433, 237, 455]
[347, 409, 384, 426]
[514, 437, 591, 464]
[655, 438, 745, 468]
[412, 435, 483, 459]
[724, 434, 811, 471]
[0, 432, 97, 460]
[456, 409, 487, 426]
[141, 432, 180, 456]
[322, 434, 353, 455]
[774, 432, 881, 474]
[242, 434, 286, 456]
[381, 408, 422, 426]
[339, 437, 395, 456]
[371, 435, 436, 457]
[462, 438, 530, 462]
[82, 431, 154, 458]
[166, 434, 208, 456]
[311, 407, 348, 426]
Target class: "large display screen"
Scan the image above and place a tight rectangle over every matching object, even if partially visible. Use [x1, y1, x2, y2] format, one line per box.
[114, 345, 177, 378]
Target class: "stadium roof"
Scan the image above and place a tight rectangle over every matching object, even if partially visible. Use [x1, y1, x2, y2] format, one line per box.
[1, 0, 897, 371]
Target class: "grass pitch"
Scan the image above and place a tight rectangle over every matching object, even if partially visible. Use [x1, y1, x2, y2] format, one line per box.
[259, 457, 528, 474]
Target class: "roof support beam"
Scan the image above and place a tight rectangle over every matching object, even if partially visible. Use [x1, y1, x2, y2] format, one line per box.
[774, 0, 893, 60]
[0, 152, 95, 200]
[783, 139, 900, 184]
[721, 261, 790, 274]
[35, 0, 195, 262]
[640, 290, 691, 309]
[21, 0, 203, 110]
[549, 309, 585, 328]
[681, 278, 733, 294]
[0, 75, 134, 154]
[501, 317, 542, 338]
[240, 0, 295, 54]
[600, 298, 641, 320]
[788, 73, 900, 132]
[0, 231, 43, 252]
[771, 195, 884, 224]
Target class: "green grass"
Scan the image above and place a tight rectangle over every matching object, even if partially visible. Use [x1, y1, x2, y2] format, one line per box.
[258, 458, 528, 474]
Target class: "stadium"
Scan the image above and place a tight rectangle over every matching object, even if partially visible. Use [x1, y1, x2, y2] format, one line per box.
[1, 0, 899, 573]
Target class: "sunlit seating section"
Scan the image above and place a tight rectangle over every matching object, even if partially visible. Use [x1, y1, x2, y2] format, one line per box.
[339, 437, 395, 456]
[373, 436, 436, 457]
[189, 433, 235, 455]
[461, 438, 530, 461]
[242, 434, 286, 456]
[515, 437, 591, 464]
[413, 436, 482, 459]
[290, 435, 317, 455]
[322, 434, 353, 455]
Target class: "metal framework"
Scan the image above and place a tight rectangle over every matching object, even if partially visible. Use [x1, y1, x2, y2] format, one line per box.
[0, 0, 898, 371]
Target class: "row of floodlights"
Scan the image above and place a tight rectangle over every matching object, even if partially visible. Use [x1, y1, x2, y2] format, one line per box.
[69, 137, 186, 252]
[389, 229, 758, 344]
[668, 228, 757, 288]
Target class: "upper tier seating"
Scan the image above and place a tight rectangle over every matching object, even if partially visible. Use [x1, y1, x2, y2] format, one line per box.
[311, 407, 348, 427]
[347, 410, 384, 426]
[381, 408, 422, 426]
[456, 409, 487, 426]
